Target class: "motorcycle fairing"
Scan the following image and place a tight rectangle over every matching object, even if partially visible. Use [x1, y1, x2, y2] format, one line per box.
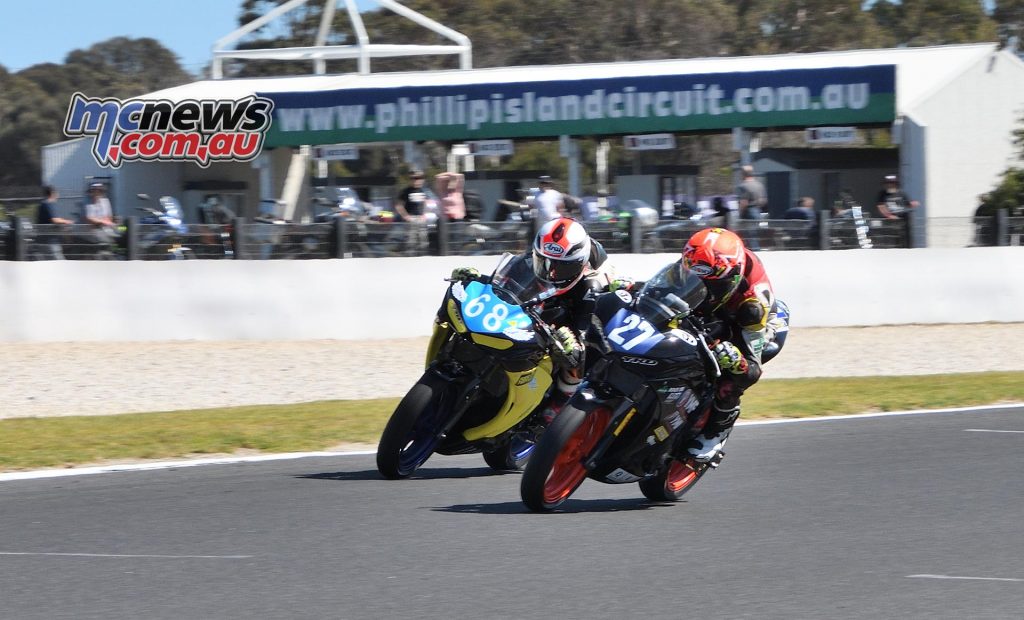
[462, 356, 553, 441]
[456, 281, 533, 334]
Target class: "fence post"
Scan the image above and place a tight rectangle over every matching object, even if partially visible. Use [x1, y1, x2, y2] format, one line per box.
[9, 215, 26, 261]
[232, 217, 246, 259]
[437, 214, 449, 256]
[995, 210, 1010, 246]
[332, 217, 348, 259]
[630, 212, 642, 254]
[816, 210, 831, 250]
[903, 212, 915, 248]
[724, 209, 738, 231]
[125, 216, 139, 260]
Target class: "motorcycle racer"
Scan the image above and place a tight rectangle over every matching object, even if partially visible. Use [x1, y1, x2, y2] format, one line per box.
[451, 217, 608, 417]
[677, 227, 785, 462]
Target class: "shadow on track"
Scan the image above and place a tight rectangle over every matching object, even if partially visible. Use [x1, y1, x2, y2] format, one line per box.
[434, 498, 684, 515]
[298, 466, 511, 482]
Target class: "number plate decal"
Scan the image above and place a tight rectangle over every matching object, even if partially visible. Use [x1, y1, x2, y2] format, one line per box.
[460, 281, 532, 334]
[605, 308, 664, 354]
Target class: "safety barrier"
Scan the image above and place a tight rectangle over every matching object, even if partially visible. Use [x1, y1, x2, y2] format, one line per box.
[0, 247, 1021, 342]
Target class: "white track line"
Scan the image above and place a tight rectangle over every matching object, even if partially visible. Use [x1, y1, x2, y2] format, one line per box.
[0, 552, 251, 559]
[963, 428, 1024, 434]
[738, 402, 1023, 426]
[907, 574, 1024, 583]
[0, 404, 1019, 483]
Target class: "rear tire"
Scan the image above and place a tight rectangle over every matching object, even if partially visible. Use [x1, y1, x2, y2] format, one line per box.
[376, 375, 447, 479]
[520, 406, 611, 512]
[639, 458, 709, 501]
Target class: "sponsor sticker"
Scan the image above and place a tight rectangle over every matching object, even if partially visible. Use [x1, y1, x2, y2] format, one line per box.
[542, 242, 565, 256]
[688, 263, 716, 276]
[615, 290, 633, 303]
[503, 327, 535, 342]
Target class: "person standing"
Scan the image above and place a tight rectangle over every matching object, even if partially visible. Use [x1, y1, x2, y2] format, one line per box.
[36, 185, 72, 259]
[394, 169, 430, 254]
[534, 175, 564, 222]
[736, 165, 767, 249]
[736, 165, 767, 221]
[434, 171, 466, 221]
[875, 174, 919, 220]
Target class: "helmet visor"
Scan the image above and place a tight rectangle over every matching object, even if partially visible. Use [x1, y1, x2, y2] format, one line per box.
[703, 273, 741, 306]
[532, 253, 583, 287]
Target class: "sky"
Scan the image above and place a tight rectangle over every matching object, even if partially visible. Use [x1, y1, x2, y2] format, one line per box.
[0, 0, 381, 76]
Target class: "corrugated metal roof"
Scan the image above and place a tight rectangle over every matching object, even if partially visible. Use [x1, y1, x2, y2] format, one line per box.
[147, 43, 996, 115]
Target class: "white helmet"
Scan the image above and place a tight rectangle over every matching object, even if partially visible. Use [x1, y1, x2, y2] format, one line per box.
[532, 217, 591, 294]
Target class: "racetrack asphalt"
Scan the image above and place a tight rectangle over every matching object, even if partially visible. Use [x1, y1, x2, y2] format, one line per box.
[1, 406, 1021, 620]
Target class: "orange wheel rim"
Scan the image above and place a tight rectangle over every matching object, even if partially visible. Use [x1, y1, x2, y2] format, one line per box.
[665, 459, 699, 494]
[543, 410, 610, 505]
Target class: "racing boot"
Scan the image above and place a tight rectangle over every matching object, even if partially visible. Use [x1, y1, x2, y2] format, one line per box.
[540, 370, 580, 424]
[688, 403, 740, 463]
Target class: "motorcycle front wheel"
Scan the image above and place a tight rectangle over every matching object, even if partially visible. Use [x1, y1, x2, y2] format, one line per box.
[639, 458, 709, 502]
[520, 406, 611, 512]
[376, 373, 448, 479]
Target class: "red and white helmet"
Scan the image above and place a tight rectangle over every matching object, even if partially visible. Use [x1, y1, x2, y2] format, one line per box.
[532, 217, 591, 294]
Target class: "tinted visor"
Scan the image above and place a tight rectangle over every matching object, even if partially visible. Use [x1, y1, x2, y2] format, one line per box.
[532, 253, 582, 286]
[703, 273, 741, 305]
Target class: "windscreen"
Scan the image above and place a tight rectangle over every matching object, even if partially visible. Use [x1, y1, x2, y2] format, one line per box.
[490, 253, 557, 306]
[634, 261, 708, 325]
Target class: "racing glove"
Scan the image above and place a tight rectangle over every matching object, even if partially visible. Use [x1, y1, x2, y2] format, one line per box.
[608, 277, 634, 293]
[552, 326, 584, 369]
[713, 341, 749, 375]
[449, 267, 480, 281]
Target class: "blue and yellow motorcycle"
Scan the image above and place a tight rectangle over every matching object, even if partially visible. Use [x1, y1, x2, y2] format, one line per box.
[376, 254, 562, 479]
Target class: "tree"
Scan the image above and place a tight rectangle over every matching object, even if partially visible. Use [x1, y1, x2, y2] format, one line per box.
[992, 0, 1024, 49]
[869, 0, 998, 46]
[737, 0, 886, 54]
[0, 37, 193, 188]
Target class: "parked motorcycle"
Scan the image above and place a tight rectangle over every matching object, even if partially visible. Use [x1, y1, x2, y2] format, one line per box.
[521, 261, 724, 511]
[135, 194, 194, 260]
[376, 253, 563, 479]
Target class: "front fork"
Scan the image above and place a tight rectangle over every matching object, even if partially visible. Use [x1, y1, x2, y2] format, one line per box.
[425, 319, 451, 369]
[570, 387, 639, 471]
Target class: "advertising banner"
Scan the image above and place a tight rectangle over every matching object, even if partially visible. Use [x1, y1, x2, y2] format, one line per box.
[260, 65, 895, 146]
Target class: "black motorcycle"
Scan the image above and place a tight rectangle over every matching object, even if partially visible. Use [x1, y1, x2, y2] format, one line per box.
[521, 262, 724, 511]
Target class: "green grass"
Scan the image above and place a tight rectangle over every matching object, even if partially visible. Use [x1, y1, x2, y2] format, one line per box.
[1, 372, 1021, 472]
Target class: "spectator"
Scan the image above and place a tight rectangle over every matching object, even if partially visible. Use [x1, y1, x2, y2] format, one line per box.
[394, 169, 429, 254]
[534, 175, 564, 222]
[434, 171, 466, 221]
[736, 165, 766, 250]
[785, 196, 816, 220]
[84, 182, 118, 246]
[36, 185, 72, 259]
[736, 165, 767, 221]
[875, 174, 919, 220]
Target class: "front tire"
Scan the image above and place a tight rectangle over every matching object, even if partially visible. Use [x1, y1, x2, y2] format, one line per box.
[376, 375, 447, 479]
[639, 458, 709, 501]
[520, 406, 611, 512]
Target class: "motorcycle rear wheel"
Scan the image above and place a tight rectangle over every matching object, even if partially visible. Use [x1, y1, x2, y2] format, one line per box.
[639, 458, 709, 501]
[520, 406, 611, 512]
[376, 374, 447, 479]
